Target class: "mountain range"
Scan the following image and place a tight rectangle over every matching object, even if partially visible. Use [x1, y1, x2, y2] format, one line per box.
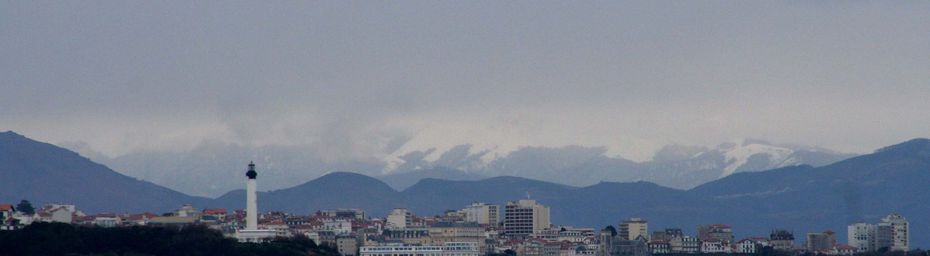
[2, 131, 927, 247]
[212, 138, 930, 247]
[76, 138, 855, 197]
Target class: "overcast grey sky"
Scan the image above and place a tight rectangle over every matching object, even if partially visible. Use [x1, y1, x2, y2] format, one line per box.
[2, 1, 929, 161]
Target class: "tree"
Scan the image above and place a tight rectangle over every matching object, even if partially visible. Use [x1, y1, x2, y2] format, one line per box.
[504, 249, 516, 256]
[16, 200, 34, 215]
[0, 222, 338, 256]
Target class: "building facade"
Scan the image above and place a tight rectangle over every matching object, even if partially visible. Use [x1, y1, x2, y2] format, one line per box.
[697, 224, 733, 244]
[806, 230, 836, 252]
[877, 213, 908, 251]
[460, 203, 500, 227]
[619, 218, 647, 241]
[387, 208, 413, 229]
[428, 222, 487, 253]
[360, 242, 480, 256]
[769, 229, 795, 251]
[848, 223, 876, 252]
[504, 199, 550, 238]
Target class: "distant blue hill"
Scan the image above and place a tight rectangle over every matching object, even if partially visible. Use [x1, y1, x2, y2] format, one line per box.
[375, 166, 487, 191]
[0, 131, 210, 213]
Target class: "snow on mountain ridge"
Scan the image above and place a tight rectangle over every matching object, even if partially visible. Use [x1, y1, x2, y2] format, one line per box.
[382, 139, 832, 181]
[719, 142, 796, 177]
[381, 143, 516, 174]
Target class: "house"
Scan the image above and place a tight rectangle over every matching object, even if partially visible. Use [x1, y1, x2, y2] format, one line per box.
[828, 244, 858, 255]
[700, 239, 731, 254]
[35, 206, 73, 224]
[202, 208, 227, 221]
[1, 204, 17, 231]
[125, 212, 158, 226]
[735, 237, 769, 254]
[92, 213, 122, 227]
[769, 229, 795, 251]
[176, 204, 200, 218]
[648, 239, 671, 254]
[0, 204, 13, 219]
[570, 244, 598, 256]
[259, 219, 291, 237]
[337, 235, 359, 256]
[322, 219, 353, 235]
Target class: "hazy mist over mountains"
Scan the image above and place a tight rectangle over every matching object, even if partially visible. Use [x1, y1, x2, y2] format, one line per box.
[5, 2, 930, 181]
[5, 131, 930, 247]
[65, 138, 854, 197]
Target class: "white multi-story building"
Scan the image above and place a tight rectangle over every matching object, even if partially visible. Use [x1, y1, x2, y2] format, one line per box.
[460, 203, 499, 227]
[503, 199, 550, 238]
[701, 239, 731, 254]
[176, 204, 200, 218]
[428, 222, 487, 253]
[319, 209, 366, 220]
[360, 242, 480, 256]
[387, 208, 412, 229]
[878, 213, 908, 251]
[558, 227, 594, 243]
[735, 238, 769, 254]
[323, 219, 353, 235]
[619, 218, 648, 241]
[36, 205, 73, 224]
[848, 223, 876, 252]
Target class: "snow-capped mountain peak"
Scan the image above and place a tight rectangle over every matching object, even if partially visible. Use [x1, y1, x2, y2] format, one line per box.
[717, 141, 797, 177]
[381, 143, 515, 174]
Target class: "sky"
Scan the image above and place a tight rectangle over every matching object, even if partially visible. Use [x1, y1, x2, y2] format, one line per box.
[2, 1, 929, 162]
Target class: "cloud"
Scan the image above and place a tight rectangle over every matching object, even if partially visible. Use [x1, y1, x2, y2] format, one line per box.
[1, 1, 929, 162]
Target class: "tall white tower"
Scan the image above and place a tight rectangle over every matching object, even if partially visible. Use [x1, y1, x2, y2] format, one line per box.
[236, 161, 276, 243]
[245, 161, 258, 230]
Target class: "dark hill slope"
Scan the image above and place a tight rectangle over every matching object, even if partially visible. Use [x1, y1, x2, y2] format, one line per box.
[0, 131, 208, 213]
[692, 138, 930, 245]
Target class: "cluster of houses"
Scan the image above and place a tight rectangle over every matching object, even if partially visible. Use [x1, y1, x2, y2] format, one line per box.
[0, 200, 910, 256]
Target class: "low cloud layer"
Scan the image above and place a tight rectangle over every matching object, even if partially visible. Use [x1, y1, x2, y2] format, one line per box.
[2, 1, 929, 162]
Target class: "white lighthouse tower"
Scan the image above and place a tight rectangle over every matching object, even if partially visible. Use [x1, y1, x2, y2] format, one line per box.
[245, 161, 259, 230]
[235, 161, 276, 242]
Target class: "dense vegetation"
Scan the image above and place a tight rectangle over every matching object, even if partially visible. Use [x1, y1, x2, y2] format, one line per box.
[0, 222, 339, 256]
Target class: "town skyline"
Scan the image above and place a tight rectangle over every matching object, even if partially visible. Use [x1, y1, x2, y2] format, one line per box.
[2, 1, 928, 255]
[0, 133, 930, 248]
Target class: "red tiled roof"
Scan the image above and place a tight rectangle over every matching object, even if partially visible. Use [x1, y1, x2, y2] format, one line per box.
[0, 204, 13, 211]
[203, 208, 227, 215]
[834, 244, 856, 250]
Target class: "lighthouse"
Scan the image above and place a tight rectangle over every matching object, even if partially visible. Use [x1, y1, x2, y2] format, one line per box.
[245, 161, 258, 230]
[235, 161, 276, 243]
